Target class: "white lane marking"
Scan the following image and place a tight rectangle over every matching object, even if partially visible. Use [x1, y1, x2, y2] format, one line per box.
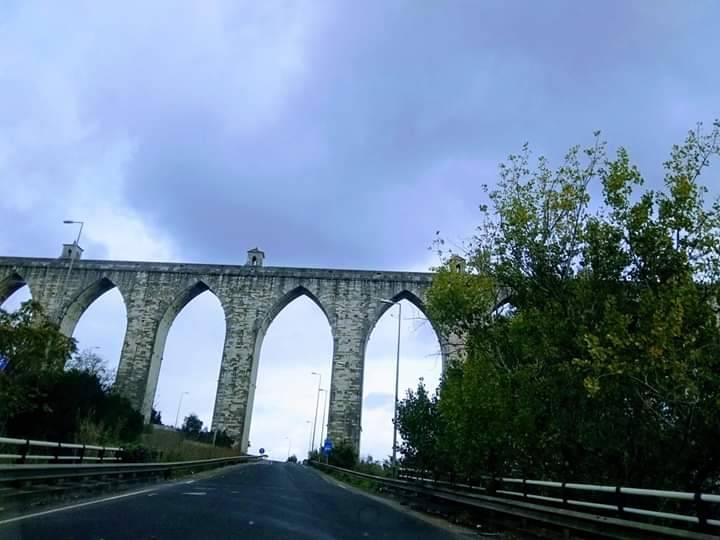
[182, 492, 206, 496]
[0, 487, 157, 526]
[147, 493, 158, 497]
[185, 480, 195, 484]
[248, 521, 254, 525]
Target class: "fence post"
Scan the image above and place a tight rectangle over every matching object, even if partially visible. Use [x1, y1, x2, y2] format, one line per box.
[561, 482, 568, 507]
[522, 478, 528, 499]
[98, 447, 106, 463]
[695, 492, 710, 533]
[18, 439, 30, 464]
[79, 444, 86, 464]
[53, 441, 61, 463]
[615, 486, 624, 517]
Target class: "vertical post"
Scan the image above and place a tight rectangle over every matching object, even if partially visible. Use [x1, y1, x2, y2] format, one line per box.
[175, 391, 188, 428]
[306, 420, 313, 455]
[311, 372, 322, 452]
[615, 486, 624, 517]
[60, 220, 84, 300]
[392, 302, 402, 475]
[19, 440, 30, 464]
[695, 492, 710, 532]
[319, 389, 327, 449]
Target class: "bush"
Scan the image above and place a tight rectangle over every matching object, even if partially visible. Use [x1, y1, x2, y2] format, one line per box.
[119, 444, 161, 463]
[328, 441, 357, 469]
[287, 454, 298, 463]
[356, 455, 391, 477]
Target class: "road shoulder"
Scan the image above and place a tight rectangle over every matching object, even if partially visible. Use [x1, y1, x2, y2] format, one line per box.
[305, 465, 477, 538]
[0, 461, 255, 526]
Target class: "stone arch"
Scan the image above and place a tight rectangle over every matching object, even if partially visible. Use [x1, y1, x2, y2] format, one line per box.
[359, 288, 446, 456]
[0, 271, 31, 306]
[141, 280, 226, 418]
[256, 285, 331, 339]
[59, 277, 125, 337]
[240, 285, 333, 451]
[365, 289, 445, 364]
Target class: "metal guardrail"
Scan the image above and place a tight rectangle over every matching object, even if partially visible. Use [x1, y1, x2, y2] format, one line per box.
[309, 461, 720, 540]
[0, 455, 261, 486]
[0, 436, 121, 464]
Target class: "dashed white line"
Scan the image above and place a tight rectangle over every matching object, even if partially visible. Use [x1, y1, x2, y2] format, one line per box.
[182, 492, 207, 496]
[0, 487, 158, 526]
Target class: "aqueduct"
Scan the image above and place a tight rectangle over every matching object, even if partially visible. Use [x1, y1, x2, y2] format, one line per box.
[0, 247, 464, 452]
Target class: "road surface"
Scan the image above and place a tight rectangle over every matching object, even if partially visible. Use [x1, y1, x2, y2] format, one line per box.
[0, 461, 461, 539]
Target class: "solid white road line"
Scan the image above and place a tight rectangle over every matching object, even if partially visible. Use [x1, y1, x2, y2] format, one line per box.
[0, 487, 158, 526]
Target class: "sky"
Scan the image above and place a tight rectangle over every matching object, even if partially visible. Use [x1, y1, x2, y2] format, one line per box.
[1, 1, 719, 461]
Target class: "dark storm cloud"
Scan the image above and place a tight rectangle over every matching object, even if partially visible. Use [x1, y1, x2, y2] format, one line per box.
[4, 1, 719, 269]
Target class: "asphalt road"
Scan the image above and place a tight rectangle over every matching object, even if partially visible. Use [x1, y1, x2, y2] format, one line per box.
[0, 461, 461, 539]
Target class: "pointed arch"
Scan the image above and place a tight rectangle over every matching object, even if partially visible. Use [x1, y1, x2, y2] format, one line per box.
[365, 289, 440, 349]
[0, 271, 31, 306]
[142, 280, 226, 418]
[256, 285, 331, 338]
[241, 285, 333, 453]
[360, 289, 445, 459]
[59, 277, 125, 337]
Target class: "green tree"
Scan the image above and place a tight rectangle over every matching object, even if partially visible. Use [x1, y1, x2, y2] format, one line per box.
[407, 120, 720, 490]
[396, 379, 441, 475]
[150, 407, 163, 425]
[328, 441, 357, 469]
[181, 413, 203, 436]
[0, 301, 76, 432]
[66, 348, 114, 389]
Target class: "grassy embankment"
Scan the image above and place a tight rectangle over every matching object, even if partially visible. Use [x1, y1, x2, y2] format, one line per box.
[140, 427, 242, 462]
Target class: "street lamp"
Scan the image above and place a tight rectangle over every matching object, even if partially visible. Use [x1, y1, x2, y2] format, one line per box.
[318, 388, 328, 450]
[174, 391, 189, 428]
[311, 371, 322, 452]
[376, 298, 402, 474]
[61, 220, 85, 297]
[306, 420, 313, 455]
[285, 436, 292, 461]
[63, 220, 84, 246]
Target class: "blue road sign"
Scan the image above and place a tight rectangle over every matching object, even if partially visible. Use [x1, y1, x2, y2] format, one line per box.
[322, 438, 333, 455]
[259, 448, 265, 455]
[0, 355, 8, 372]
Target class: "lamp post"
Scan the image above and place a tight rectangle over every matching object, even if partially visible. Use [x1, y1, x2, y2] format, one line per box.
[311, 371, 322, 452]
[285, 436, 292, 461]
[306, 420, 313, 455]
[61, 220, 84, 298]
[318, 388, 327, 449]
[174, 391, 189, 429]
[376, 298, 402, 475]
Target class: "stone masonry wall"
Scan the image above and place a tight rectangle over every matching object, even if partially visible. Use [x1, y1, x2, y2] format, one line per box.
[0, 256, 463, 453]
